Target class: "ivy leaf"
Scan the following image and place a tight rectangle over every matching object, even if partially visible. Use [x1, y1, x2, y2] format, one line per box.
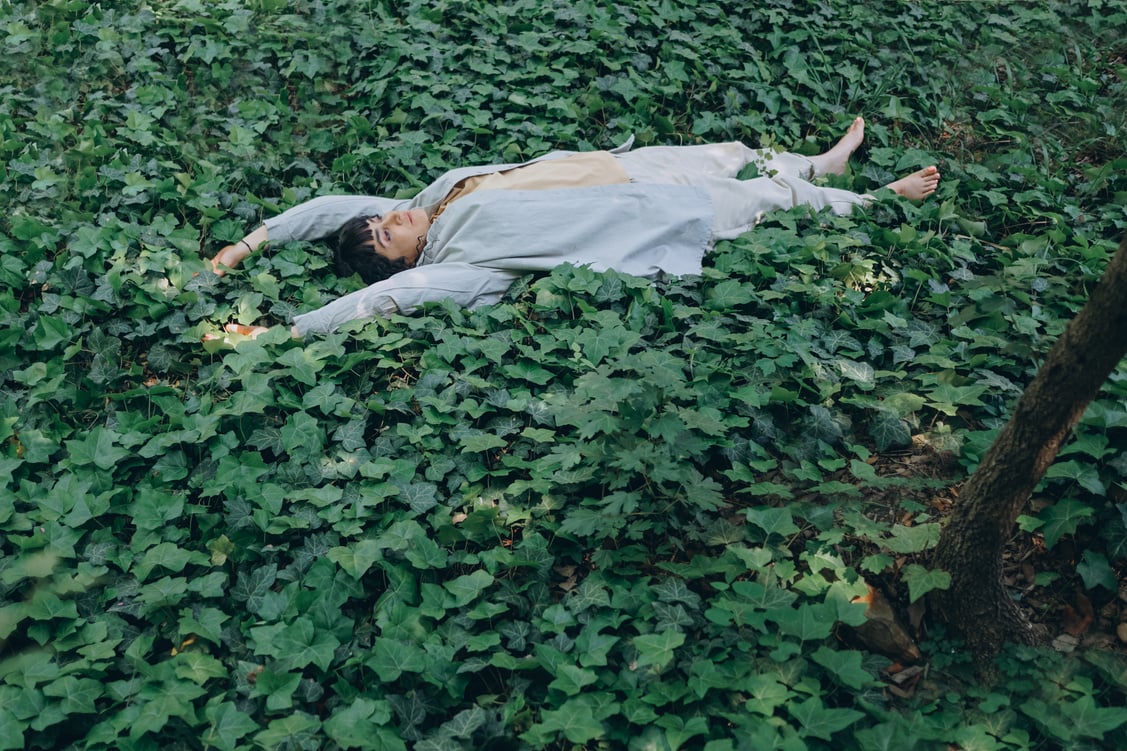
[272, 618, 341, 670]
[132, 542, 200, 581]
[42, 676, 103, 714]
[173, 653, 228, 685]
[398, 482, 439, 515]
[788, 696, 864, 740]
[324, 698, 403, 751]
[0, 709, 25, 751]
[366, 638, 428, 681]
[403, 533, 448, 570]
[253, 712, 322, 748]
[65, 428, 130, 471]
[745, 675, 792, 716]
[230, 564, 278, 614]
[1044, 460, 1106, 496]
[686, 658, 729, 699]
[902, 564, 952, 603]
[1069, 693, 1127, 738]
[1076, 550, 1117, 591]
[525, 696, 606, 744]
[503, 360, 555, 385]
[1039, 498, 1095, 547]
[811, 646, 877, 690]
[836, 359, 874, 387]
[705, 279, 755, 309]
[443, 570, 495, 607]
[633, 630, 685, 670]
[883, 523, 941, 554]
[927, 383, 987, 415]
[744, 507, 799, 539]
[771, 603, 836, 641]
[326, 539, 384, 579]
[458, 432, 507, 453]
[280, 411, 325, 456]
[441, 707, 488, 739]
[870, 411, 910, 451]
[548, 664, 599, 696]
[202, 702, 260, 751]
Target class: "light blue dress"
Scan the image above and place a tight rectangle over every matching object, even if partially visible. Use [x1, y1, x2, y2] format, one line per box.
[265, 143, 865, 335]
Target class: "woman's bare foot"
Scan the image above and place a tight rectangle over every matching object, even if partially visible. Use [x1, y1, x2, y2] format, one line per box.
[808, 116, 865, 177]
[886, 166, 940, 200]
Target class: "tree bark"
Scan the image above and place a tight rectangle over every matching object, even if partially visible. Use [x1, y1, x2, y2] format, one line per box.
[932, 234, 1127, 660]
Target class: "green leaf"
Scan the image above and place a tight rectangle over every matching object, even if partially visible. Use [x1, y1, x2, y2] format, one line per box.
[1076, 550, 1117, 591]
[366, 638, 428, 681]
[686, 658, 731, 699]
[202, 702, 260, 751]
[173, 652, 228, 684]
[276, 347, 326, 386]
[250, 618, 341, 671]
[870, 411, 910, 451]
[901, 564, 951, 603]
[64, 428, 130, 471]
[443, 569, 495, 607]
[280, 411, 325, 456]
[1039, 498, 1095, 547]
[926, 383, 987, 415]
[132, 542, 200, 581]
[548, 664, 599, 696]
[325, 699, 405, 751]
[744, 507, 799, 539]
[744, 674, 791, 715]
[633, 630, 685, 670]
[253, 712, 322, 748]
[252, 668, 301, 712]
[27, 591, 78, 621]
[327, 539, 384, 578]
[0, 708, 25, 751]
[812, 647, 877, 690]
[883, 523, 941, 554]
[42, 676, 102, 714]
[771, 603, 835, 641]
[788, 696, 864, 740]
[1069, 694, 1127, 738]
[459, 432, 507, 453]
[1044, 460, 1106, 495]
[525, 696, 607, 744]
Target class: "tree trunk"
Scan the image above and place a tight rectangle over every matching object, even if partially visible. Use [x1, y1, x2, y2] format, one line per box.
[932, 234, 1127, 661]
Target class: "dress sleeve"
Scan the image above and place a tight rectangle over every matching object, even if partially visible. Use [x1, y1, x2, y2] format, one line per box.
[291, 263, 522, 335]
[263, 195, 404, 243]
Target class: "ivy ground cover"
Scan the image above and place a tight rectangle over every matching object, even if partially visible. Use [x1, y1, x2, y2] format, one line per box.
[2, 0, 1127, 748]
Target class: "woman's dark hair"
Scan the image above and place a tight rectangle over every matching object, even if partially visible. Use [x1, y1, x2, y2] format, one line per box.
[334, 215, 410, 284]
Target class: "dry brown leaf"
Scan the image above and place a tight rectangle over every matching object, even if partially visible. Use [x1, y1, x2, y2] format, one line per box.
[1061, 593, 1095, 636]
[849, 585, 922, 663]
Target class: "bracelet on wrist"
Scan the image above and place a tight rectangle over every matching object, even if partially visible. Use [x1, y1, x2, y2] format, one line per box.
[238, 239, 252, 253]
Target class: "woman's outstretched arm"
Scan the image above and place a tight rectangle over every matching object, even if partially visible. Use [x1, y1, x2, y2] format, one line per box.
[207, 194, 401, 275]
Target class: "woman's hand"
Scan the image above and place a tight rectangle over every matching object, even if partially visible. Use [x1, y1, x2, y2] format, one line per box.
[202, 323, 300, 351]
[208, 225, 268, 276]
[222, 323, 270, 338]
[202, 323, 271, 348]
[208, 243, 252, 276]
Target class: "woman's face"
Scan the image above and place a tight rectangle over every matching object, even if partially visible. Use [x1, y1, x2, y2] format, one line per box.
[367, 209, 430, 266]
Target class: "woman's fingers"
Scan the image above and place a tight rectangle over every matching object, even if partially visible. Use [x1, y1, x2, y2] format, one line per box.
[224, 323, 269, 338]
[201, 324, 269, 347]
[209, 244, 241, 276]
